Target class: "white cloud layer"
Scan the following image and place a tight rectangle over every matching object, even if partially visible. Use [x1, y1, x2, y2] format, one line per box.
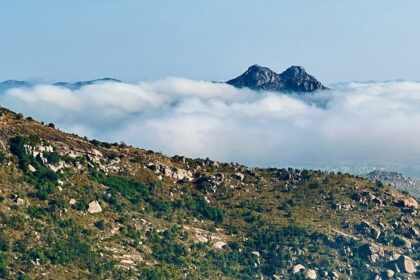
[2, 79, 420, 176]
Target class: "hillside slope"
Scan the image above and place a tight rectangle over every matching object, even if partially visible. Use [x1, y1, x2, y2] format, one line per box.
[0, 108, 418, 279]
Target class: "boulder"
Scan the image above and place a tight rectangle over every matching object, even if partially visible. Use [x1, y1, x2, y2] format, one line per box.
[396, 255, 416, 274]
[385, 269, 394, 278]
[233, 172, 245, 181]
[399, 197, 418, 209]
[215, 172, 225, 182]
[393, 236, 412, 249]
[406, 226, 419, 239]
[174, 168, 193, 181]
[358, 243, 384, 262]
[357, 220, 381, 239]
[292, 264, 305, 274]
[69, 198, 76, 205]
[160, 164, 173, 177]
[251, 251, 260, 257]
[197, 236, 208, 243]
[304, 269, 317, 279]
[213, 241, 226, 249]
[146, 162, 159, 173]
[16, 198, 25, 205]
[88, 201, 102, 214]
[331, 271, 339, 279]
[195, 175, 217, 193]
[28, 164, 36, 172]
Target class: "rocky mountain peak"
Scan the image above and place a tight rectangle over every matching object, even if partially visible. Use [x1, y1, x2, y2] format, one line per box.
[226, 64, 282, 91]
[227, 64, 327, 93]
[280, 65, 308, 79]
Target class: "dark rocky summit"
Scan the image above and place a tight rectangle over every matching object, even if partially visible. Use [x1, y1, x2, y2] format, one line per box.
[227, 64, 327, 93]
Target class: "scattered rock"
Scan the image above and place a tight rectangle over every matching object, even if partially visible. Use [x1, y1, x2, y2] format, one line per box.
[28, 164, 36, 172]
[396, 255, 416, 274]
[393, 236, 412, 249]
[146, 162, 159, 173]
[331, 271, 339, 279]
[197, 236, 208, 243]
[292, 264, 305, 274]
[356, 220, 381, 239]
[88, 201, 102, 214]
[233, 172, 244, 181]
[399, 197, 418, 209]
[251, 251, 260, 257]
[213, 241, 226, 249]
[304, 269, 317, 279]
[406, 226, 419, 240]
[385, 269, 394, 278]
[174, 168, 193, 181]
[16, 198, 25, 205]
[358, 243, 384, 262]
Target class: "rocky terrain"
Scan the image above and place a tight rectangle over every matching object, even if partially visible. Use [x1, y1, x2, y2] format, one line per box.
[0, 107, 417, 279]
[365, 171, 420, 199]
[227, 65, 327, 93]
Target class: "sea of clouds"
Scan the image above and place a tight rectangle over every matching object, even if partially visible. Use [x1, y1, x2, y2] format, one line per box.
[2, 79, 420, 176]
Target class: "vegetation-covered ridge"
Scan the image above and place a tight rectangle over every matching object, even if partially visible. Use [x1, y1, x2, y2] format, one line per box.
[0, 107, 418, 279]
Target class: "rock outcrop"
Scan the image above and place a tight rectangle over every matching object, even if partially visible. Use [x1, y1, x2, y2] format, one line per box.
[396, 255, 416, 274]
[88, 201, 102, 214]
[227, 65, 327, 93]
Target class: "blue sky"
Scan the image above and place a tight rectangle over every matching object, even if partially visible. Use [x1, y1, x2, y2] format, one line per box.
[1, 0, 419, 83]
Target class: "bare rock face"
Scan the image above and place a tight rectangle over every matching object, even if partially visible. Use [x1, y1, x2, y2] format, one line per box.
[227, 65, 327, 93]
[88, 201, 102, 214]
[396, 255, 416, 274]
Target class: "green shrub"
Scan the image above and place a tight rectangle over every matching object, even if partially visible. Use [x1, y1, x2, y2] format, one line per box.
[0, 237, 9, 252]
[94, 220, 106, 230]
[147, 228, 186, 266]
[28, 206, 46, 219]
[0, 253, 8, 278]
[138, 264, 180, 279]
[44, 151, 60, 164]
[0, 151, 5, 164]
[173, 196, 224, 223]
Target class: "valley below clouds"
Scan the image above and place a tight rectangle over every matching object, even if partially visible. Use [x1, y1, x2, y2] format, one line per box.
[2, 79, 420, 177]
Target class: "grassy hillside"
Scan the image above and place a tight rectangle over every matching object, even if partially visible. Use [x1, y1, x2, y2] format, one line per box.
[0, 108, 418, 279]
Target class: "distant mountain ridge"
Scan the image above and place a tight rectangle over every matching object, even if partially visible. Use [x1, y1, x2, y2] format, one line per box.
[1, 67, 326, 93]
[53, 78, 121, 90]
[227, 64, 327, 93]
[0, 78, 121, 91]
[0, 80, 33, 91]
